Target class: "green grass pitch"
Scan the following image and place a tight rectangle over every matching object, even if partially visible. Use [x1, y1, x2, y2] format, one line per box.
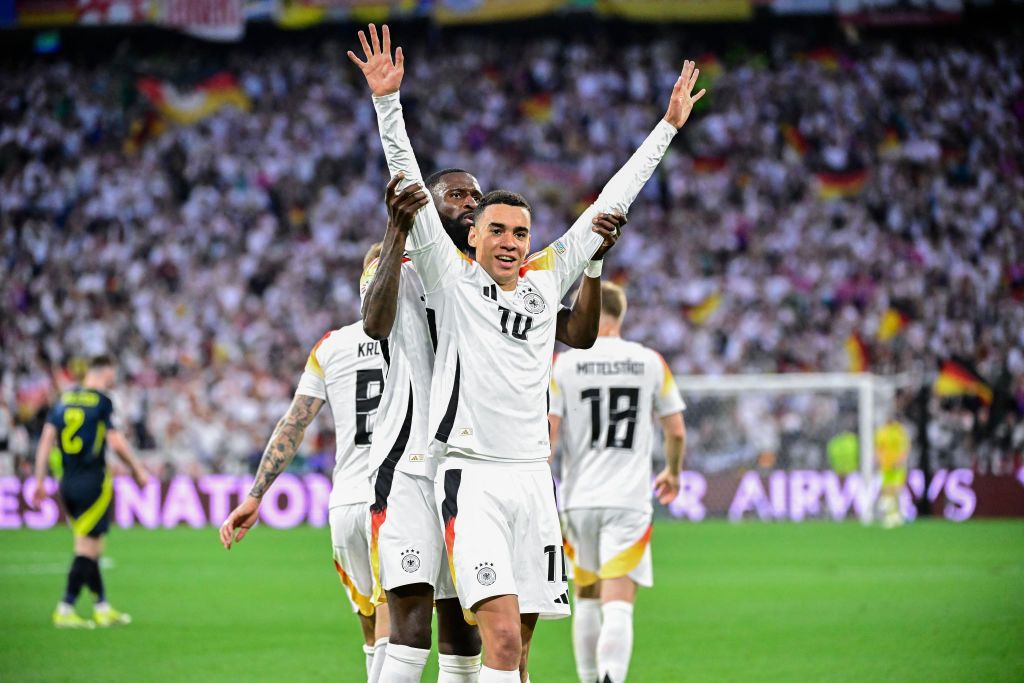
[1, 520, 1022, 682]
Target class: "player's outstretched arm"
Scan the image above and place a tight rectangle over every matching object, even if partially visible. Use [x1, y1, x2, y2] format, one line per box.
[219, 394, 324, 549]
[29, 424, 56, 509]
[362, 174, 429, 339]
[550, 60, 705, 295]
[654, 412, 686, 505]
[348, 23, 463, 292]
[555, 211, 626, 348]
[108, 430, 149, 488]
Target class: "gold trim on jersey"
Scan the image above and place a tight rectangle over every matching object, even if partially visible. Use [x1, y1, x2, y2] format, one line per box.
[521, 246, 556, 273]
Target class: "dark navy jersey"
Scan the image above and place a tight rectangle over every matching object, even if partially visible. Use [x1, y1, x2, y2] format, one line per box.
[46, 388, 115, 485]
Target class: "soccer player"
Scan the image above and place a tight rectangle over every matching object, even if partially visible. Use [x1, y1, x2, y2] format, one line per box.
[220, 245, 391, 681]
[348, 23, 704, 681]
[29, 354, 149, 628]
[357, 166, 622, 682]
[548, 282, 687, 683]
[875, 420, 910, 528]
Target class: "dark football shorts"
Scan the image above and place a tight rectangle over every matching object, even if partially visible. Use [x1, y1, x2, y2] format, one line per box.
[59, 476, 112, 538]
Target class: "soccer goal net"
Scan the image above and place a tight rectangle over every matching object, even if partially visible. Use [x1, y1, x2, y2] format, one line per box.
[667, 373, 902, 523]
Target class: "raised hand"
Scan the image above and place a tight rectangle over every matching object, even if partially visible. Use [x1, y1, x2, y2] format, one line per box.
[386, 172, 429, 234]
[663, 60, 706, 129]
[591, 211, 627, 260]
[347, 23, 404, 97]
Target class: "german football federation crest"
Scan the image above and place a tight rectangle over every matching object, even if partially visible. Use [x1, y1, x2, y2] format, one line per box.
[402, 549, 421, 573]
[475, 562, 496, 585]
[523, 292, 546, 315]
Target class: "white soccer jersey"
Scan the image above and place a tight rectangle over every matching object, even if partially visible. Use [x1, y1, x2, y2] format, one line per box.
[359, 257, 437, 478]
[372, 91, 678, 464]
[295, 321, 384, 507]
[550, 336, 686, 513]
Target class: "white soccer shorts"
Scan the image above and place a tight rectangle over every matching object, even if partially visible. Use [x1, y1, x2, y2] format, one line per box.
[329, 503, 376, 616]
[370, 467, 457, 601]
[561, 508, 653, 588]
[435, 458, 571, 620]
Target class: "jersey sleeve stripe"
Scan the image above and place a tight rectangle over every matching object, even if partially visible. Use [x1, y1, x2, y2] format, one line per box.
[520, 246, 556, 274]
[657, 354, 678, 398]
[305, 331, 332, 378]
[434, 356, 462, 443]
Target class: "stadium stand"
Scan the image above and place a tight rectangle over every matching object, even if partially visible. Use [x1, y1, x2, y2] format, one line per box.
[1, 21, 1021, 476]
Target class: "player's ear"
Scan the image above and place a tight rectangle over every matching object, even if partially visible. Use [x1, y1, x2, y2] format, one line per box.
[468, 226, 479, 248]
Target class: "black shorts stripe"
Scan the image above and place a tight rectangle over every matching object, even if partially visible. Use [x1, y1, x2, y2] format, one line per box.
[441, 469, 462, 527]
[371, 387, 413, 513]
[380, 338, 391, 370]
[434, 356, 461, 443]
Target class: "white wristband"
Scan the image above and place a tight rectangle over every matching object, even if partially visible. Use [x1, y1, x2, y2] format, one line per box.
[584, 260, 604, 279]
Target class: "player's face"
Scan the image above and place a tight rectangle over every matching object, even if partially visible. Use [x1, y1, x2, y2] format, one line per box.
[431, 172, 483, 252]
[469, 204, 531, 289]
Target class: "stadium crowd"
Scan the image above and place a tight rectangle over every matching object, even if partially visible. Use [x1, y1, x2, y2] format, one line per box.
[2, 26, 1022, 475]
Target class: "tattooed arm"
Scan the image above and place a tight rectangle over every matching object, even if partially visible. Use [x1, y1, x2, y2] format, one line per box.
[248, 395, 325, 498]
[219, 394, 325, 549]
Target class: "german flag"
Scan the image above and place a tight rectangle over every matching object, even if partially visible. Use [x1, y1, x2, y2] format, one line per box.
[692, 156, 727, 174]
[878, 127, 901, 155]
[805, 47, 840, 71]
[845, 333, 869, 373]
[816, 169, 868, 199]
[683, 291, 722, 325]
[781, 124, 809, 157]
[877, 306, 910, 342]
[137, 72, 250, 126]
[520, 92, 553, 123]
[933, 358, 993, 406]
[16, 0, 78, 27]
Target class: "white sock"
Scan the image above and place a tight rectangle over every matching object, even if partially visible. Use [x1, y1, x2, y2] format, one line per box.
[478, 665, 519, 682]
[368, 637, 388, 683]
[56, 602, 73, 615]
[573, 597, 601, 683]
[363, 643, 376, 677]
[597, 601, 634, 683]
[379, 643, 430, 683]
[438, 653, 481, 682]
[95, 601, 110, 611]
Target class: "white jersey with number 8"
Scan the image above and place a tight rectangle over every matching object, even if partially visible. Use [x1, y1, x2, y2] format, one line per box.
[295, 321, 384, 508]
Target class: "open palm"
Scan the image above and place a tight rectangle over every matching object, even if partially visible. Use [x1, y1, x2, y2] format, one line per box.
[663, 60, 706, 129]
[347, 23, 404, 97]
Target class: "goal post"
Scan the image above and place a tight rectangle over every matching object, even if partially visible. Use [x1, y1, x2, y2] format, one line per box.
[674, 373, 901, 523]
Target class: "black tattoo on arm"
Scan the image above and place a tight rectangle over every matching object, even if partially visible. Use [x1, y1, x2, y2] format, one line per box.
[248, 395, 325, 499]
[362, 223, 408, 340]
